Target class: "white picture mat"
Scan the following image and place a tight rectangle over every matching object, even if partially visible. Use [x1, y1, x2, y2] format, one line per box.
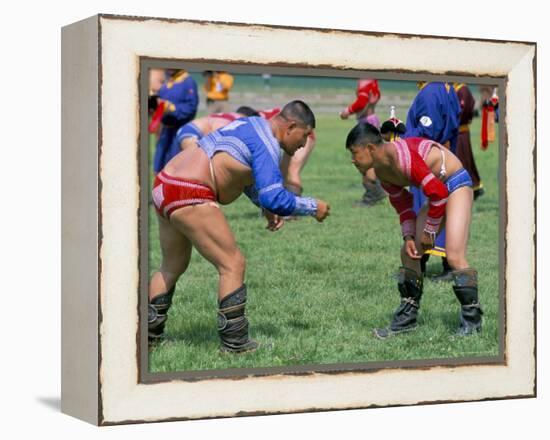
[98, 16, 535, 423]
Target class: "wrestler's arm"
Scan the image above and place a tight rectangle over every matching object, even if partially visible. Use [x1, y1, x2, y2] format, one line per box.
[250, 145, 317, 217]
[408, 149, 449, 243]
[341, 93, 369, 119]
[381, 182, 417, 239]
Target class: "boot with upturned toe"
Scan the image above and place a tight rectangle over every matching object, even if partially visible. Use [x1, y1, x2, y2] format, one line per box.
[452, 268, 483, 336]
[374, 267, 423, 339]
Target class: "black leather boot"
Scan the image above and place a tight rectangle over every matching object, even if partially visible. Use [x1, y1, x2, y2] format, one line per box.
[452, 269, 483, 336]
[148, 285, 175, 342]
[218, 284, 259, 353]
[374, 267, 423, 339]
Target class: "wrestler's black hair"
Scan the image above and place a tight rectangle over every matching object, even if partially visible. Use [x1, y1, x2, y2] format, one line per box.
[279, 100, 316, 129]
[235, 106, 260, 117]
[345, 122, 384, 150]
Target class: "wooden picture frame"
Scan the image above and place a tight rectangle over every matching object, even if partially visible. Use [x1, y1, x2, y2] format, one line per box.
[61, 14, 536, 425]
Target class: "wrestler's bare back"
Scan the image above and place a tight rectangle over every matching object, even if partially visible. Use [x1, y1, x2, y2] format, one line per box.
[191, 115, 239, 134]
[163, 142, 253, 205]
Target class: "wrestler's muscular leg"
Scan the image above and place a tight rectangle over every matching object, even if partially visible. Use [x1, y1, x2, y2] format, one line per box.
[149, 213, 193, 301]
[444, 186, 473, 270]
[445, 186, 482, 335]
[169, 203, 245, 301]
[375, 206, 428, 339]
[171, 203, 257, 351]
[148, 214, 193, 341]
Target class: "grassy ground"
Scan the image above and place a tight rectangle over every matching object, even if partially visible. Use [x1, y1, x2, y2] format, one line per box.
[148, 105, 500, 374]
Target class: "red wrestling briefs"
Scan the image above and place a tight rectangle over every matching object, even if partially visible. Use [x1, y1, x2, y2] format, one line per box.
[152, 171, 216, 219]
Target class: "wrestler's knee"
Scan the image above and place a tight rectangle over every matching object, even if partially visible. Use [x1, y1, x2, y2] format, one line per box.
[445, 250, 468, 270]
[218, 249, 246, 277]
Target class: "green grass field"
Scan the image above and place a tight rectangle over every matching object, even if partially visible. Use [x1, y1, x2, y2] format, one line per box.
[148, 92, 500, 374]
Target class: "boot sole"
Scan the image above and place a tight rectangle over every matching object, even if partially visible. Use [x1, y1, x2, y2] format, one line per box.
[219, 341, 260, 354]
[373, 325, 417, 340]
[456, 327, 482, 337]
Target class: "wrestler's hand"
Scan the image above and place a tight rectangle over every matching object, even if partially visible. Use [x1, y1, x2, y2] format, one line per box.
[264, 211, 284, 232]
[339, 109, 350, 120]
[314, 200, 330, 222]
[404, 236, 423, 260]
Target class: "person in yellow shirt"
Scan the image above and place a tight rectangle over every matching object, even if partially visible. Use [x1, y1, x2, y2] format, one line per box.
[203, 70, 234, 113]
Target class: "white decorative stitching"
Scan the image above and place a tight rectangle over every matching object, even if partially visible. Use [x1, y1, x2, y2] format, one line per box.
[251, 117, 281, 166]
[258, 183, 284, 195]
[418, 139, 434, 160]
[163, 198, 212, 216]
[158, 173, 211, 190]
[152, 184, 164, 208]
[292, 196, 317, 216]
[395, 139, 411, 179]
[420, 174, 435, 188]
[431, 198, 448, 207]
[388, 188, 404, 198]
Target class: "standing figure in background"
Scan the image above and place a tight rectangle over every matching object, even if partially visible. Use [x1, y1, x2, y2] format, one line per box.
[340, 78, 386, 207]
[151, 69, 199, 174]
[340, 78, 381, 126]
[453, 83, 484, 200]
[148, 68, 168, 138]
[404, 81, 461, 280]
[149, 68, 165, 96]
[203, 71, 234, 113]
[479, 85, 499, 151]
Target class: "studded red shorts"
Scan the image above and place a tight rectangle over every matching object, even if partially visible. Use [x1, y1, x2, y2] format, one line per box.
[152, 171, 216, 219]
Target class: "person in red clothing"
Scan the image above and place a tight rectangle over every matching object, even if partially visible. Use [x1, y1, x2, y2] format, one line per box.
[341, 79, 385, 207]
[345, 123, 483, 338]
[340, 79, 382, 125]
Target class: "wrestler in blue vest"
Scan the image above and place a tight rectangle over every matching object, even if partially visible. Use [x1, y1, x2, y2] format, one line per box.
[199, 116, 318, 216]
[403, 82, 461, 278]
[153, 70, 199, 173]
